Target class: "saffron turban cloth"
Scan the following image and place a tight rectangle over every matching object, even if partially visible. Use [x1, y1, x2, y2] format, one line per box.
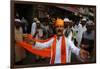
[55, 19, 64, 27]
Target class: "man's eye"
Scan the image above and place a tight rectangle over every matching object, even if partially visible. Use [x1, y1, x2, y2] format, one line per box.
[56, 26, 59, 27]
[55, 26, 58, 28]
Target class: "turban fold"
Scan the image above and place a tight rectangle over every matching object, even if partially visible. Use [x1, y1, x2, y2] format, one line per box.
[55, 19, 64, 27]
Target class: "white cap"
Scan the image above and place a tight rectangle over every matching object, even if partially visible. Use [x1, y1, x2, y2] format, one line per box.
[87, 20, 94, 25]
[33, 18, 38, 21]
[64, 18, 71, 22]
[15, 19, 21, 23]
[82, 18, 87, 21]
[36, 21, 40, 24]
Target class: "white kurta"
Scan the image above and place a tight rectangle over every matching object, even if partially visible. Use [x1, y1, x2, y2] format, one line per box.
[34, 36, 80, 64]
[31, 22, 36, 36]
[15, 27, 26, 62]
[72, 24, 87, 47]
[31, 22, 43, 39]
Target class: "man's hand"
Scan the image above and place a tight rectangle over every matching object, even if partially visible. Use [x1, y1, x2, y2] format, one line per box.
[29, 39, 36, 45]
[23, 34, 28, 41]
[80, 49, 89, 62]
[23, 34, 36, 45]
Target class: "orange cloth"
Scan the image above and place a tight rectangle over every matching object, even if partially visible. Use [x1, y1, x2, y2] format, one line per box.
[51, 35, 66, 64]
[55, 19, 64, 27]
[16, 34, 55, 58]
[16, 41, 51, 58]
[27, 34, 53, 42]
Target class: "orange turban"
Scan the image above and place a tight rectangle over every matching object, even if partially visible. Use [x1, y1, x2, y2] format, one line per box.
[55, 19, 64, 27]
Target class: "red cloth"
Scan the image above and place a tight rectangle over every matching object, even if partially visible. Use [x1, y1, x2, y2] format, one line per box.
[50, 35, 66, 64]
[16, 41, 51, 58]
[16, 34, 54, 58]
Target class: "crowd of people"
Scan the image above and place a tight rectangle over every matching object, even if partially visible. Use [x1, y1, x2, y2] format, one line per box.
[14, 13, 95, 64]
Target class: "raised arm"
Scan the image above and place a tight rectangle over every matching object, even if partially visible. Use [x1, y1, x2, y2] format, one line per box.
[68, 39, 89, 61]
[68, 39, 80, 56]
[34, 38, 54, 49]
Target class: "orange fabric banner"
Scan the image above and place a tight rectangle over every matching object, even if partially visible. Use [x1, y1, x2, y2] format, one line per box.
[16, 34, 55, 58]
[27, 34, 54, 42]
[16, 41, 51, 58]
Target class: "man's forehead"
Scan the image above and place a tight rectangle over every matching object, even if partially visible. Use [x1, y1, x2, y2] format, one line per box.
[55, 25, 64, 27]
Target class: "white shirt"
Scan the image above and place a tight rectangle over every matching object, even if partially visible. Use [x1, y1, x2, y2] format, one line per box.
[31, 22, 36, 36]
[72, 24, 87, 47]
[34, 36, 80, 64]
[31, 22, 43, 39]
[35, 29, 43, 39]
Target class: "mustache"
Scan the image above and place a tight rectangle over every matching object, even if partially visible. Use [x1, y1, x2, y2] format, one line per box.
[57, 29, 62, 32]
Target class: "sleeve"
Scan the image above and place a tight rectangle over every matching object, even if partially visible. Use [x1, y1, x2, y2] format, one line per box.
[31, 23, 36, 36]
[67, 31, 73, 40]
[34, 38, 54, 49]
[68, 39, 80, 56]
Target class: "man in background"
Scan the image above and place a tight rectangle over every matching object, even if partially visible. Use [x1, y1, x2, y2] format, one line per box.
[15, 18, 26, 64]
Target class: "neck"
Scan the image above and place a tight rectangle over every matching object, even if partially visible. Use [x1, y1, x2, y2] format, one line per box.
[15, 26, 20, 29]
[57, 36, 60, 40]
[82, 24, 85, 27]
[57, 35, 63, 40]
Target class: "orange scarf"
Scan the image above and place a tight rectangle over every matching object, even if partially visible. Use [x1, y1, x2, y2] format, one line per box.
[16, 34, 67, 64]
[27, 34, 54, 43]
[51, 35, 66, 64]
